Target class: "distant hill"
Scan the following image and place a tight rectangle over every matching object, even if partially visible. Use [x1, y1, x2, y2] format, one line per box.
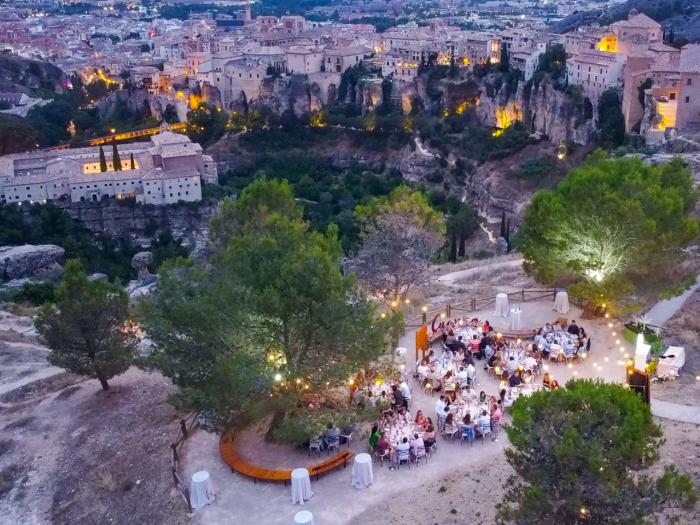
[0, 52, 66, 95]
[551, 0, 700, 42]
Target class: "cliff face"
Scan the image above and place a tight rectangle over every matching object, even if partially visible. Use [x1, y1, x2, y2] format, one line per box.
[0, 54, 66, 95]
[64, 201, 219, 255]
[474, 81, 596, 146]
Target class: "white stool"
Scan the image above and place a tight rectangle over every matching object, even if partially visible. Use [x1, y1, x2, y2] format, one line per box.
[291, 467, 313, 505]
[294, 510, 315, 525]
[190, 470, 214, 509]
[351, 452, 373, 488]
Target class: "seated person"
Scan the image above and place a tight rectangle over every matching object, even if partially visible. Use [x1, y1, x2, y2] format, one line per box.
[478, 390, 488, 404]
[410, 432, 425, 458]
[375, 432, 390, 456]
[550, 379, 560, 390]
[323, 423, 340, 447]
[396, 436, 411, 461]
[414, 410, 429, 429]
[369, 425, 381, 448]
[567, 320, 580, 336]
[454, 336, 467, 353]
[457, 366, 470, 384]
[423, 424, 436, 448]
[427, 350, 439, 365]
[483, 320, 491, 333]
[469, 335, 481, 355]
[416, 359, 429, 380]
[462, 413, 476, 441]
[542, 372, 553, 389]
[445, 330, 456, 346]
[508, 370, 523, 387]
[475, 410, 491, 437]
[462, 386, 477, 401]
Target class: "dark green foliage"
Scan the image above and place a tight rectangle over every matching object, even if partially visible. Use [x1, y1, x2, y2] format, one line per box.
[112, 142, 121, 170]
[150, 230, 189, 270]
[218, 151, 403, 252]
[99, 146, 107, 172]
[498, 43, 510, 72]
[521, 154, 698, 303]
[638, 77, 653, 106]
[36, 260, 137, 390]
[510, 156, 566, 188]
[598, 89, 625, 148]
[0, 115, 38, 154]
[6, 281, 56, 306]
[499, 380, 697, 524]
[457, 121, 532, 162]
[186, 103, 228, 146]
[162, 103, 178, 124]
[536, 44, 566, 87]
[0, 203, 139, 281]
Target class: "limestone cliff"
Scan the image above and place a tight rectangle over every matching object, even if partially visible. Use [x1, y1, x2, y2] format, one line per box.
[63, 200, 218, 256]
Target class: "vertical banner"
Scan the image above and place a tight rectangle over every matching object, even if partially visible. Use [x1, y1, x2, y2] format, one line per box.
[415, 324, 428, 362]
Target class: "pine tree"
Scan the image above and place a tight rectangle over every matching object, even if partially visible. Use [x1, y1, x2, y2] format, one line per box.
[130, 153, 136, 170]
[112, 142, 122, 171]
[99, 146, 107, 172]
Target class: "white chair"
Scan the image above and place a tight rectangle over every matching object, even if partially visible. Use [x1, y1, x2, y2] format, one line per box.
[339, 428, 354, 447]
[374, 448, 390, 467]
[308, 438, 322, 456]
[477, 422, 492, 443]
[413, 445, 428, 466]
[396, 447, 411, 469]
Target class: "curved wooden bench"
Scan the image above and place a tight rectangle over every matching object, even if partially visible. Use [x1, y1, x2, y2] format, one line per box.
[219, 432, 353, 484]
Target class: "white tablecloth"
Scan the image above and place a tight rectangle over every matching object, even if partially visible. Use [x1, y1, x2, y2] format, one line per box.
[510, 307, 522, 330]
[190, 470, 214, 509]
[351, 453, 373, 488]
[657, 346, 686, 378]
[291, 468, 313, 505]
[554, 291, 569, 314]
[294, 510, 315, 525]
[495, 293, 509, 317]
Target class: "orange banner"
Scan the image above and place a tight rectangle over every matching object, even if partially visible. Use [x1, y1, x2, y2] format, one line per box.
[415, 324, 428, 362]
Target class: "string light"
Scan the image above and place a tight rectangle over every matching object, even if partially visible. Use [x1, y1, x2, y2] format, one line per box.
[422, 305, 428, 312]
[274, 373, 282, 382]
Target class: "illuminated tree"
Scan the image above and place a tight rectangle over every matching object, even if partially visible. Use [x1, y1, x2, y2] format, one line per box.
[521, 154, 698, 302]
[498, 380, 697, 524]
[143, 180, 387, 430]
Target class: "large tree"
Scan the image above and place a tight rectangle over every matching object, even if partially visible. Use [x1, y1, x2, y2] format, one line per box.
[352, 185, 445, 301]
[143, 180, 387, 429]
[35, 260, 137, 390]
[521, 154, 698, 302]
[499, 380, 697, 524]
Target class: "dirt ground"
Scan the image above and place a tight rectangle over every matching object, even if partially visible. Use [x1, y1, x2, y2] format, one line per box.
[652, 289, 700, 405]
[0, 354, 191, 525]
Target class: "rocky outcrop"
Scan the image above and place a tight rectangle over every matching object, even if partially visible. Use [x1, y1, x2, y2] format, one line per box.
[0, 245, 65, 281]
[473, 80, 596, 146]
[258, 73, 341, 116]
[64, 200, 218, 253]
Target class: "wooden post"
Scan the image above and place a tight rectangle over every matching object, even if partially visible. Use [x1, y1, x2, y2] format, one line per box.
[421, 312, 427, 324]
[185, 487, 193, 514]
[180, 419, 188, 438]
[446, 304, 451, 317]
[471, 298, 476, 310]
[521, 288, 525, 301]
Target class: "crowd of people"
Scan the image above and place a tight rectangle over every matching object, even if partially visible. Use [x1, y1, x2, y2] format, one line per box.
[362, 316, 590, 466]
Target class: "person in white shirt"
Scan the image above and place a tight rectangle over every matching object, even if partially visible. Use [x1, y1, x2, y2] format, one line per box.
[435, 395, 447, 429]
[396, 436, 411, 463]
[462, 386, 477, 401]
[476, 410, 491, 436]
[399, 381, 411, 402]
[417, 360, 429, 381]
[457, 366, 469, 383]
[466, 362, 476, 382]
[410, 432, 425, 459]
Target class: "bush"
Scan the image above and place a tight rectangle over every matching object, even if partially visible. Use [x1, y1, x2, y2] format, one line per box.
[7, 282, 56, 306]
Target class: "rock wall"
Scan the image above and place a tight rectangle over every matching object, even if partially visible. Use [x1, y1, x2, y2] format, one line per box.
[64, 200, 219, 255]
[257, 73, 341, 116]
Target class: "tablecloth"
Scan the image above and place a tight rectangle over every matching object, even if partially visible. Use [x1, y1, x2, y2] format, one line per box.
[510, 307, 522, 330]
[495, 293, 509, 317]
[657, 346, 686, 378]
[293, 510, 315, 525]
[554, 291, 569, 314]
[291, 468, 313, 505]
[190, 470, 214, 509]
[351, 453, 373, 488]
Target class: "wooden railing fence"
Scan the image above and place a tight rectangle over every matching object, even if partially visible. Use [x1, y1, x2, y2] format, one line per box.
[170, 412, 200, 514]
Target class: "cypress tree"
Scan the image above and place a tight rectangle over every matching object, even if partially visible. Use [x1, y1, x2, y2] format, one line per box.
[505, 218, 511, 253]
[130, 153, 136, 170]
[112, 143, 122, 171]
[99, 146, 107, 172]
